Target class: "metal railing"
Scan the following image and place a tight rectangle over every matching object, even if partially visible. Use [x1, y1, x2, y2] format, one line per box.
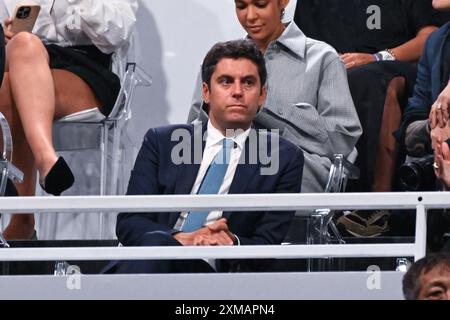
[0, 192, 447, 262]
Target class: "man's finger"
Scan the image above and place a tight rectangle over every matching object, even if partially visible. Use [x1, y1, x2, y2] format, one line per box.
[443, 103, 449, 124]
[442, 140, 450, 160]
[215, 231, 234, 246]
[430, 110, 437, 129]
[208, 218, 228, 231]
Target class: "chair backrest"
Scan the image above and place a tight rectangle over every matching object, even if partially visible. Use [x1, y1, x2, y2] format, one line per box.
[105, 63, 136, 123]
[324, 153, 360, 194]
[107, 29, 151, 123]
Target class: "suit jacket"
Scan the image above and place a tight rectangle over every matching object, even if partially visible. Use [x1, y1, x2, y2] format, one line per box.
[117, 123, 304, 264]
[398, 22, 450, 143]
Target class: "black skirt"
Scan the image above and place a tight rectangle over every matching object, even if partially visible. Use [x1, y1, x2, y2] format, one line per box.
[45, 44, 121, 116]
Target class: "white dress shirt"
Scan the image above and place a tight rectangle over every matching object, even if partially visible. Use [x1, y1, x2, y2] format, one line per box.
[174, 121, 250, 231]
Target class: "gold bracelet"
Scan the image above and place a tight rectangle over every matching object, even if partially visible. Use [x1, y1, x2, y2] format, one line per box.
[386, 48, 397, 60]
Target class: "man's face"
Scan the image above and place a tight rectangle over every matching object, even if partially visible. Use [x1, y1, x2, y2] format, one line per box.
[203, 57, 266, 133]
[417, 265, 450, 300]
[234, 0, 288, 48]
[433, 0, 450, 10]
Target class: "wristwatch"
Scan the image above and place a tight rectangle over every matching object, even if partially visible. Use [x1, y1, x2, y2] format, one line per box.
[376, 50, 396, 61]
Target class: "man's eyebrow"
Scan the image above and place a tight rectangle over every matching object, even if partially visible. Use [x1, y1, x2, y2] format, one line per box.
[215, 74, 257, 80]
[426, 280, 447, 287]
[216, 74, 233, 80]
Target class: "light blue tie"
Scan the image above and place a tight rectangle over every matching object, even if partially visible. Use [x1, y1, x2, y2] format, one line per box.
[181, 138, 234, 232]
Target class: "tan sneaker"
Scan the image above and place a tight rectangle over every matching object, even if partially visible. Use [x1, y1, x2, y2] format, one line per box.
[337, 210, 390, 237]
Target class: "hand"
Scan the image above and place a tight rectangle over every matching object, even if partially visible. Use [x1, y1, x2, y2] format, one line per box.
[429, 83, 450, 129]
[3, 18, 15, 44]
[173, 218, 236, 246]
[431, 124, 450, 150]
[205, 218, 236, 243]
[340, 53, 376, 69]
[434, 139, 450, 189]
[192, 231, 234, 246]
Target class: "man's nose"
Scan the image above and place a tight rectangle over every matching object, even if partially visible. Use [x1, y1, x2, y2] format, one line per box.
[232, 82, 243, 97]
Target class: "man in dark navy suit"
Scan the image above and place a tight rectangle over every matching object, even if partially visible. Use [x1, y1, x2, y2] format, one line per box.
[399, 0, 450, 154]
[107, 39, 303, 273]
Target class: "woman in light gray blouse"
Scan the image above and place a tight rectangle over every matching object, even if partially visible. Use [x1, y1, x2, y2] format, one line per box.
[188, 0, 362, 193]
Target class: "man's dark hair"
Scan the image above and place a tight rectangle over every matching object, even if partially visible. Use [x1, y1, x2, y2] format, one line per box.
[201, 39, 267, 89]
[402, 252, 450, 300]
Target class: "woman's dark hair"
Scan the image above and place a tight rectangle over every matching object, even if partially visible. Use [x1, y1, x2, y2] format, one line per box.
[402, 252, 450, 300]
[201, 39, 267, 89]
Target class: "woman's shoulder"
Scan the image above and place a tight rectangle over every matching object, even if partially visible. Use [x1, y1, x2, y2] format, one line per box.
[304, 36, 340, 64]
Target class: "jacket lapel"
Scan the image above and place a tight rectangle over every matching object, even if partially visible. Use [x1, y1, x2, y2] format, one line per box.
[174, 122, 207, 195]
[224, 132, 260, 219]
[433, 24, 450, 99]
[169, 123, 207, 226]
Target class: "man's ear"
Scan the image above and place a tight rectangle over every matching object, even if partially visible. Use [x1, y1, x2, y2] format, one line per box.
[258, 85, 267, 111]
[202, 82, 210, 104]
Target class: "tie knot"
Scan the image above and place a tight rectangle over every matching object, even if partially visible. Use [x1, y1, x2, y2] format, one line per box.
[223, 138, 234, 150]
[211, 138, 233, 165]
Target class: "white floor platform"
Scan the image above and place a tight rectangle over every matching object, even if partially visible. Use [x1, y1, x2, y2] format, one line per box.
[0, 272, 404, 300]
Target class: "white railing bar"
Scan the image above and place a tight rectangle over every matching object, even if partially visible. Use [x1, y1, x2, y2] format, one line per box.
[0, 244, 416, 261]
[415, 204, 427, 261]
[0, 192, 450, 214]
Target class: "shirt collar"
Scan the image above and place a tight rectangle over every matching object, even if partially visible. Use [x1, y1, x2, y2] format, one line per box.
[206, 120, 250, 150]
[275, 22, 306, 59]
[246, 21, 306, 60]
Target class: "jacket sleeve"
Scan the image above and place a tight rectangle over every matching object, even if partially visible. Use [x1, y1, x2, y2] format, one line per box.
[53, 0, 138, 53]
[315, 56, 362, 158]
[397, 34, 434, 144]
[237, 146, 304, 246]
[116, 128, 177, 246]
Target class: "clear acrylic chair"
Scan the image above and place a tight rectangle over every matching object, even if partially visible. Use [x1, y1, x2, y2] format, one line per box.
[0, 111, 24, 248]
[50, 62, 151, 239]
[53, 63, 150, 194]
[307, 152, 360, 271]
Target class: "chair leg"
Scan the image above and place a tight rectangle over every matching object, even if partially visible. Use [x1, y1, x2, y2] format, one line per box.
[104, 123, 122, 239]
[0, 168, 10, 247]
[109, 124, 122, 196]
[0, 167, 8, 196]
[98, 124, 109, 239]
[0, 232, 9, 248]
[100, 124, 109, 196]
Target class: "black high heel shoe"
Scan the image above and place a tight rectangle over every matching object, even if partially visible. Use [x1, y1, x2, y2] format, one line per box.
[39, 157, 74, 196]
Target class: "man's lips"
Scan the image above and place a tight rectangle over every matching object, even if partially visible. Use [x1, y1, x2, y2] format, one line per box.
[227, 104, 246, 109]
